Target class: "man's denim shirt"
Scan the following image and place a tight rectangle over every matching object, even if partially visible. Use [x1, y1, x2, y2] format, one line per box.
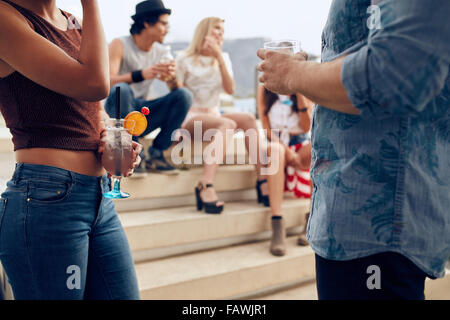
[307, 0, 450, 278]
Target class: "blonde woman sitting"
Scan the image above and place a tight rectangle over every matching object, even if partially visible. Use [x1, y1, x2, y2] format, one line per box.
[176, 17, 264, 214]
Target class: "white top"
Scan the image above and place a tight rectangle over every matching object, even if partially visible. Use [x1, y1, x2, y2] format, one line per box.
[175, 52, 233, 110]
[119, 36, 173, 100]
[267, 95, 303, 145]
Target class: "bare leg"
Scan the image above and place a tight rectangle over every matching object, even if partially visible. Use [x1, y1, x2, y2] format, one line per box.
[261, 141, 286, 217]
[222, 113, 263, 179]
[297, 142, 312, 170]
[288, 142, 312, 171]
[183, 114, 237, 205]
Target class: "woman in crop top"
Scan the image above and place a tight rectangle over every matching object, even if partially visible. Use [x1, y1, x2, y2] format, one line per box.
[257, 85, 313, 256]
[0, 0, 141, 299]
[176, 17, 265, 214]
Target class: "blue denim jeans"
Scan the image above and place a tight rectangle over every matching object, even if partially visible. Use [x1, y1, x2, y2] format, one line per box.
[0, 163, 140, 300]
[104, 83, 192, 155]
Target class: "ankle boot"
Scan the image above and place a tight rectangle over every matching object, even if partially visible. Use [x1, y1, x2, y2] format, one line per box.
[270, 218, 286, 256]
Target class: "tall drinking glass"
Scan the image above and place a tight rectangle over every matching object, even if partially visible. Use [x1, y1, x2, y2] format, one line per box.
[264, 39, 301, 54]
[102, 119, 136, 199]
[159, 51, 175, 82]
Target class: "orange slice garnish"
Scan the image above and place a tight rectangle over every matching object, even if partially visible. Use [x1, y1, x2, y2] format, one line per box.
[124, 111, 148, 136]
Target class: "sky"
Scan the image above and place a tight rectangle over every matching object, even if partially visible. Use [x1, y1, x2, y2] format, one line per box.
[56, 0, 333, 55]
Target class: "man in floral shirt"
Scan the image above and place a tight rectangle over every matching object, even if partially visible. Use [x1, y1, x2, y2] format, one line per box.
[258, 0, 449, 299]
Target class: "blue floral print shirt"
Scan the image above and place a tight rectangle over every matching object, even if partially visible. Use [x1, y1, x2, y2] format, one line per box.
[307, 0, 450, 278]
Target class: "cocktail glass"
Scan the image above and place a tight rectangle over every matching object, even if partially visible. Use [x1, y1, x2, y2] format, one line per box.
[102, 119, 136, 199]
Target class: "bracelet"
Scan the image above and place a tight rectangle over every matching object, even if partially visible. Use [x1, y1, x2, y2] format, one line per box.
[131, 70, 144, 83]
[299, 107, 308, 112]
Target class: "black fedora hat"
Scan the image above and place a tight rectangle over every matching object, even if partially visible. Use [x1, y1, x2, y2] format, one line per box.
[132, 0, 171, 21]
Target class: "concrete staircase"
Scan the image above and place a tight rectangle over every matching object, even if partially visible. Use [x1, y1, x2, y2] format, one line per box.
[117, 163, 314, 300]
[117, 163, 450, 300]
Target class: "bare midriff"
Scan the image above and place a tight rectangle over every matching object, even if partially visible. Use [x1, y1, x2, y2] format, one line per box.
[16, 148, 106, 177]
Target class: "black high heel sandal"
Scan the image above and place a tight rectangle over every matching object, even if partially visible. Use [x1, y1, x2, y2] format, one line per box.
[195, 183, 224, 214]
[256, 179, 270, 207]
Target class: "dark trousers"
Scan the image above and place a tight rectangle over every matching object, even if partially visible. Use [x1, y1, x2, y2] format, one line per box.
[315, 252, 429, 300]
[105, 83, 192, 154]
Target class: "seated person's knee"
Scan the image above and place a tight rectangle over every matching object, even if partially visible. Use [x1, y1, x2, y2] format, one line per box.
[244, 113, 256, 123]
[223, 118, 238, 131]
[172, 87, 193, 111]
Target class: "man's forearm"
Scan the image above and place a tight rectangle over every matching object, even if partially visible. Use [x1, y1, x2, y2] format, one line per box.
[290, 57, 360, 115]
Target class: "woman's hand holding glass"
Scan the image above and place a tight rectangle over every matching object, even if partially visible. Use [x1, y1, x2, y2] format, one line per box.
[99, 124, 143, 178]
[99, 119, 143, 199]
[123, 140, 143, 177]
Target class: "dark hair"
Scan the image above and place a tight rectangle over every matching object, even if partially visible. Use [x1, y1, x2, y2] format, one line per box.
[130, 12, 164, 35]
[263, 88, 299, 115]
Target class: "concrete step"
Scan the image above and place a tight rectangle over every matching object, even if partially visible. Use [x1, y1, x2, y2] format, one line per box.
[0, 129, 12, 153]
[254, 281, 318, 300]
[0, 153, 15, 189]
[118, 164, 257, 205]
[253, 269, 450, 300]
[425, 269, 450, 300]
[135, 237, 315, 300]
[140, 129, 251, 165]
[120, 197, 310, 255]
[114, 188, 258, 213]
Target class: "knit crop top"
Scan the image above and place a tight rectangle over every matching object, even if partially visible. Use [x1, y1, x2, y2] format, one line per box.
[0, 0, 101, 152]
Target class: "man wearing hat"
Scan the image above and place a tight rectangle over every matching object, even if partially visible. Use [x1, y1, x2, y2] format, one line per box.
[105, 0, 192, 175]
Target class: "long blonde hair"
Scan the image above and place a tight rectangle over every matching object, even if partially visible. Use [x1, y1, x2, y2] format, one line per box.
[184, 17, 224, 59]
